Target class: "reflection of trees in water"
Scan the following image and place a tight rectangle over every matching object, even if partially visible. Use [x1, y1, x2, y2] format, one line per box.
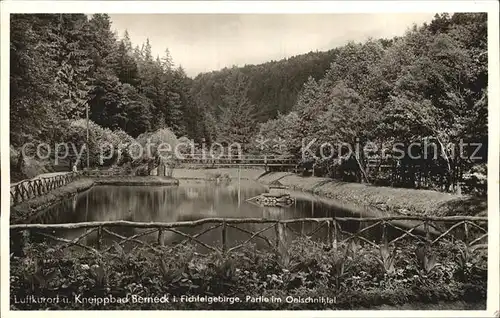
[29, 182, 265, 248]
[29, 182, 401, 249]
[185, 188, 200, 199]
[28, 193, 81, 224]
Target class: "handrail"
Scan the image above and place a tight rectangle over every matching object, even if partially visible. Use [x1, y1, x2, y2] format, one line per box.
[10, 172, 83, 206]
[176, 154, 295, 158]
[10, 215, 488, 230]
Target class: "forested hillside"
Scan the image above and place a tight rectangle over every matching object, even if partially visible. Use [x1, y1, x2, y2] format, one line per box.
[189, 13, 487, 195]
[190, 39, 398, 143]
[255, 13, 488, 194]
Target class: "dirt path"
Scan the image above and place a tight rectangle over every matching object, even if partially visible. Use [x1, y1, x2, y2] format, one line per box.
[259, 172, 487, 217]
[369, 300, 485, 310]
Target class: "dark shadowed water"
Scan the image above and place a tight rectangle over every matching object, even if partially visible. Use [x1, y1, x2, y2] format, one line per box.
[27, 180, 403, 251]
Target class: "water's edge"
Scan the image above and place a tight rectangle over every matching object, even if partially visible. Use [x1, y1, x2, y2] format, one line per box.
[11, 168, 486, 224]
[10, 176, 179, 224]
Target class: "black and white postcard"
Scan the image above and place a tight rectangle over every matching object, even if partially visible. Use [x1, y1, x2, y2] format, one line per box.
[1, 1, 499, 317]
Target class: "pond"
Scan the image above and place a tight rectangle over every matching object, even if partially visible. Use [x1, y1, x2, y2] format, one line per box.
[26, 180, 408, 251]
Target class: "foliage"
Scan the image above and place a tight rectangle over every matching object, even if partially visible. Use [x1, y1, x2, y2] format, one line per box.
[255, 111, 301, 156]
[212, 69, 259, 150]
[10, 237, 487, 310]
[10, 14, 85, 146]
[121, 128, 180, 174]
[65, 119, 135, 167]
[135, 128, 179, 156]
[191, 50, 337, 124]
[377, 241, 397, 275]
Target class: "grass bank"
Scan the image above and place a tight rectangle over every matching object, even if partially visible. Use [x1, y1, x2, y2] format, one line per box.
[258, 172, 487, 217]
[10, 176, 180, 224]
[10, 178, 95, 224]
[10, 238, 486, 310]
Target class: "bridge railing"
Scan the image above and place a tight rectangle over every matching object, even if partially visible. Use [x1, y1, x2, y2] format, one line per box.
[10, 216, 488, 257]
[175, 154, 298, 166]
[10, 172, 83, 206]
[82, 169, 124, 177]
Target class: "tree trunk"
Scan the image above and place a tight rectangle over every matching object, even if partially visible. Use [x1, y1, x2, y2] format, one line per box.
[354, 155, 370, 183]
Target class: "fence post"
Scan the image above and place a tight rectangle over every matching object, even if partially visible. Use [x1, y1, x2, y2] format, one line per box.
[97, 226, 102, 250]
[238, 165, 241, 207]
[424, 219, 431, 250]
[464, 221, 469, 248]
[282, 223, 287, 247]
[221, 221, 227, 255]
[12, 230, 29, 257]
[300, 221, 305, 237]
[381, 221, 387, 245]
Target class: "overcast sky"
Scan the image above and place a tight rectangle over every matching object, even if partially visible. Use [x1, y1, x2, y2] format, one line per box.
[109, 13, 436, 77]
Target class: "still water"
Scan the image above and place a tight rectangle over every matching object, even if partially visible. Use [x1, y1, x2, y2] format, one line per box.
[29, 180, 398, 251]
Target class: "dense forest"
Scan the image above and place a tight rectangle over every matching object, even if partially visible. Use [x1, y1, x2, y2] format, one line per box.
[10, 14, 205, 144]
[254, 13, 488, 194]
[10, 13, 487, 194]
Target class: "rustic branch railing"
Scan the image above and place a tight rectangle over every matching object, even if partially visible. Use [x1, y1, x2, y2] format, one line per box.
[10, 216, 488, 257]
[82, 170, 124, 177]
[10, 172, 83, 206]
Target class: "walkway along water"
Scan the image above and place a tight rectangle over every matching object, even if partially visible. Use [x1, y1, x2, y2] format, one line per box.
[8, 167, 489, 311]
[10, 172, 82, 206]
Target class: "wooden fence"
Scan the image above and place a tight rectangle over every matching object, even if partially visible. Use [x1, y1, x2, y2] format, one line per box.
[176, 154, 297, 169]
[10, 172, 82, 206]
[10, 216, 488, 256]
